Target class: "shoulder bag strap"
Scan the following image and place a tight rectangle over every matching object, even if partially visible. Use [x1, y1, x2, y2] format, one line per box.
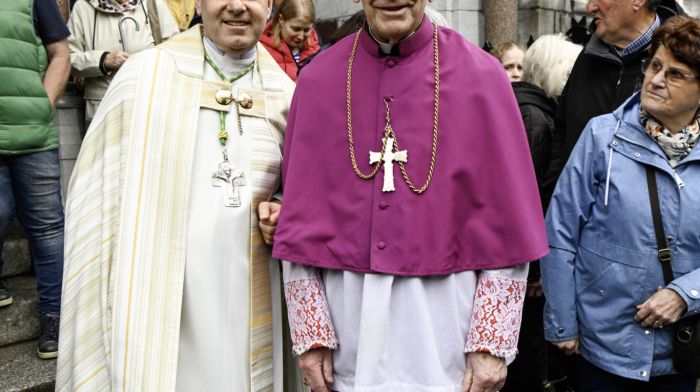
[645, 165, 674, 285]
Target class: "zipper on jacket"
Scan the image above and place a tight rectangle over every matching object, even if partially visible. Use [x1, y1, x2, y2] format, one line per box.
[673, 170, 685, 189]
[616, 67, 624, 87]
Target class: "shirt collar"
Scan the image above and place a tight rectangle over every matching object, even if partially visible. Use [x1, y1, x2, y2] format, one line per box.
[615, 14, 659, 58]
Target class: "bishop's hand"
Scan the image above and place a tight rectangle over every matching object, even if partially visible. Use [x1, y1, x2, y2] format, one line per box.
[257, 201, 281, 245]
[462, 351, 506, 392]
[299, 348, 334, 392]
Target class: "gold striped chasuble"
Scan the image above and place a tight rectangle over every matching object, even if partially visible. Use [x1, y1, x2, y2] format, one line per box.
[57, 26, 295, 391]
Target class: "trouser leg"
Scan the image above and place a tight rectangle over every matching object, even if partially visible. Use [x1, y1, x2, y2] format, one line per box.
[10, 150, 64, 314]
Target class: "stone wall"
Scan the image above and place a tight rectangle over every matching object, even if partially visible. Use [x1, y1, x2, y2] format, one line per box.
[312, 0, 697, 45]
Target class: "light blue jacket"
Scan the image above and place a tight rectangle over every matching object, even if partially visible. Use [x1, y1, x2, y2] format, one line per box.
[541, 92, 700, 381]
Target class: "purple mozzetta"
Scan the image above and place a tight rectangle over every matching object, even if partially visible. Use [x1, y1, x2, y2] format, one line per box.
[273, 17, 548, 276]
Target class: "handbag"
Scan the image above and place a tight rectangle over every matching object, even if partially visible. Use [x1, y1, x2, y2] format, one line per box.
[645, 166, 700, 377]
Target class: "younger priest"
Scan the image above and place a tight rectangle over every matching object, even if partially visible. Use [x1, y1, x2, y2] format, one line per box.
[57, 0, 295, 390]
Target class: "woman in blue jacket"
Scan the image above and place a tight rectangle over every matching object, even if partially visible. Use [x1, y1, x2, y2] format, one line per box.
[541, 16, 700, 391]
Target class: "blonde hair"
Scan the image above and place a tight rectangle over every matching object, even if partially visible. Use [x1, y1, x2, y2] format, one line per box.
[491, 42, 524, 63]
[271, 0, 316, 48]
[522, 34, 582, 100]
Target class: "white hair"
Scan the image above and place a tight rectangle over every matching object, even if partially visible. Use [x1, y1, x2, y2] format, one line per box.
[522, 34, 582, 100]
[425, 6, 449, 28]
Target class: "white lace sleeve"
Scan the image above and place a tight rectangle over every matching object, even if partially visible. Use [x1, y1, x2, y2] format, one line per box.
[465, 264, 528, 360]
[282, 261, 338, 356]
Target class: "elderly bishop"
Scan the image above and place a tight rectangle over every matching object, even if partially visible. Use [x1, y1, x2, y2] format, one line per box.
[272, 1, 548, 391]
[57, 0, 295, 390]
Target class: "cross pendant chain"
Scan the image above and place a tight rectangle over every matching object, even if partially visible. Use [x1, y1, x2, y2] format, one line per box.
[211, 159, 246, 207]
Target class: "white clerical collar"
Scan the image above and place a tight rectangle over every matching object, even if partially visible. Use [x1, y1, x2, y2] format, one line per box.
[203, 36, 256, 77]
[368, 25, 418, 55]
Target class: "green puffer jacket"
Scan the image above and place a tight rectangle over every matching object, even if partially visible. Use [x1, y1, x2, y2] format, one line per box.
[0, 0, 58, 155]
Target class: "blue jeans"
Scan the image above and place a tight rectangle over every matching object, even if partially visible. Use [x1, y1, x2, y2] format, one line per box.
[0, 149, 64, 314]
[577, 357, 696, 392]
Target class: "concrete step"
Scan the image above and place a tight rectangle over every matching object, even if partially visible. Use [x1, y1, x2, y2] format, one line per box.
[1, 238, 31, 279]
[0, 276, 40, 348]
[0, 340, 55, 392]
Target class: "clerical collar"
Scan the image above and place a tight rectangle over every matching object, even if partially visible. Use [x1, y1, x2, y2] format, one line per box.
[367, 25, 417, 56]
[203, 36, 255, 78]
[360, 15, 433, 59]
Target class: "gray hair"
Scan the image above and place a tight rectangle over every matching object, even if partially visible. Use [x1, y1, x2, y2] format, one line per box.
[522, 34, 582, 100]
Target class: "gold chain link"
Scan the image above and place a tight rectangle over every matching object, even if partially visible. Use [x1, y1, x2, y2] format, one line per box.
[345, 24, 440, 193]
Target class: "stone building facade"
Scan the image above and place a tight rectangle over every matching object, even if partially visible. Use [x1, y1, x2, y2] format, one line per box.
[313, 0, 698, 45]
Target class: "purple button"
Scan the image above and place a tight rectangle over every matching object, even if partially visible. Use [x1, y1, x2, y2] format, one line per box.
[379, 202, 389, 209]
[386, 59, 396, 68]
[377, 242, 386, 250]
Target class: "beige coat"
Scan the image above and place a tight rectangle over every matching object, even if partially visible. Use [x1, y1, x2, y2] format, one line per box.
[67, 0, 179, 121]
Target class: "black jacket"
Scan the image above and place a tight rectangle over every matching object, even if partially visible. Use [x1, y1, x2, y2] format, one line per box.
[541, 1, 685, 204]
[513, 82, 556, 212]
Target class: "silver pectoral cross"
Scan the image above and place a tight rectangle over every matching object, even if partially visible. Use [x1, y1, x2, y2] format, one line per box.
[211, 160, 246, 207]
[369, 137, 408, 192]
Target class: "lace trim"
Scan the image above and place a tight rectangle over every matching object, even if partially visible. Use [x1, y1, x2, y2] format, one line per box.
[465, 273, 527, 358]
[284, 279, 338, 355]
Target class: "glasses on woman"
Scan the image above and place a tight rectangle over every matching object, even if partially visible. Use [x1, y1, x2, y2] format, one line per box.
[642, 58, 700, 85]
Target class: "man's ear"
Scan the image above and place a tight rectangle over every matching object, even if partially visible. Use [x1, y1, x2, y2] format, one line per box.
[195, 0, 201, 15]
[631, 0, 645, 11]
[352, 0, 361, 4]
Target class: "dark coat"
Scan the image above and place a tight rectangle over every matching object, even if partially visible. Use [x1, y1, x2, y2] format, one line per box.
[541, 1, 686, 205]
[513, 81, 556, 212]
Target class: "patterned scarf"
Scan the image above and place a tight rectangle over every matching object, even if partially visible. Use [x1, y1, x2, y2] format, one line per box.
[87, 0, 140, 13]
[640, 108, 700, 168]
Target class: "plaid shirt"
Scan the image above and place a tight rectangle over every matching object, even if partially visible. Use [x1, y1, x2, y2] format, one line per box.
[615, 15, 660, 58]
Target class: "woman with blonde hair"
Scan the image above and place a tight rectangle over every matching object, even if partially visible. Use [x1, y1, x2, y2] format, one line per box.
[261, 0, 319, 81]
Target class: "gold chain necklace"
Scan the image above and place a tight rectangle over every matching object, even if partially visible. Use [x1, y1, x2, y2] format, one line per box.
[345, 24, 440, 194]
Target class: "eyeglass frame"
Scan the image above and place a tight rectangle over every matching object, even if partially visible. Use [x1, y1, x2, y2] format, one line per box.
[641, 58, 700, 85]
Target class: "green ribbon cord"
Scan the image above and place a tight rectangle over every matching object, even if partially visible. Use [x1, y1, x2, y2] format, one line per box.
[204, 52, 255, 146]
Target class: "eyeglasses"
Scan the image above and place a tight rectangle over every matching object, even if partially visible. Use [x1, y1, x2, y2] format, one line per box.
[642, 58, 700, 85]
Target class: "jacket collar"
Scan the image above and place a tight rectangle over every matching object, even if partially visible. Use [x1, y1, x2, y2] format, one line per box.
[612, 92, 700, 167]
[157, 25, 285, 91]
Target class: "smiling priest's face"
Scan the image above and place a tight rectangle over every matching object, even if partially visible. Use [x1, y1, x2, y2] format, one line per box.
[200, 0, 272, 53]
[355, 0, 428, 45]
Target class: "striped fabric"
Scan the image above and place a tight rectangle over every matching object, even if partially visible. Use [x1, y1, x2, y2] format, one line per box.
[57, 26, 295, 391]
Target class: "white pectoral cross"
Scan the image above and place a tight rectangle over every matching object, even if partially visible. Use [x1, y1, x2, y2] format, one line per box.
[369, 137, 408, 192]
[211, 160, 246, 207]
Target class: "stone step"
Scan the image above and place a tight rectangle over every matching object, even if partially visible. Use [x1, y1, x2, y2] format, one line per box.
[1, 238, 32, 279]
[0, 276, 40, 348]
[0, 340, 55, 392]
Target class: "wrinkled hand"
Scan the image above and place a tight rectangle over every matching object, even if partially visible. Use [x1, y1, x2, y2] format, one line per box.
[552, 338, 579, 355]
[526, 279, 543, 298]
[257, 201, 281, 245]
[635, 288, 687, 328]
[299, 348, 333, 392]
[462, 352, 506, 392]
[104, 51, 129, 71]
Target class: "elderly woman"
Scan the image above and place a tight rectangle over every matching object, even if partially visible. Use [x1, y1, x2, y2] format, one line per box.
[503, 34, 582, 392]
[541, 16, 700, 391]
[260, 0, 319, 81]
[67, 0, 179, 125]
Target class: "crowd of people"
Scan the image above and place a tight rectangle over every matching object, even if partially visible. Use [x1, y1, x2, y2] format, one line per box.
[0, 0, 699, 391]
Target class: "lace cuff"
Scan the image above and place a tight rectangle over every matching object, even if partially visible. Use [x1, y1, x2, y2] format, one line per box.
[465, 272, 527, 358]
[284, 278, 338, 355]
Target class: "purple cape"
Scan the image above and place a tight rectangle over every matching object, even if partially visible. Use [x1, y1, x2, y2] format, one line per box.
[272, 17, 548, 276]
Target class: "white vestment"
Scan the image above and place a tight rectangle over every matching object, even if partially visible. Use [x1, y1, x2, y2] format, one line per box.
[283, 262, 528, 392]
[176, 39, 284, 391]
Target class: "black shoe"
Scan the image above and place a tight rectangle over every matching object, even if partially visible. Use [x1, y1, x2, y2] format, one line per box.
[0, 280, 12, 308]
[37, 313, 59, 359]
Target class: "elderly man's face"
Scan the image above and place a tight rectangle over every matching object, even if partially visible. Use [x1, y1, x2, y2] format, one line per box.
[356, 0, 428, 45]
[200, 0, 272, 53]
[586, 0, 642, 46]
